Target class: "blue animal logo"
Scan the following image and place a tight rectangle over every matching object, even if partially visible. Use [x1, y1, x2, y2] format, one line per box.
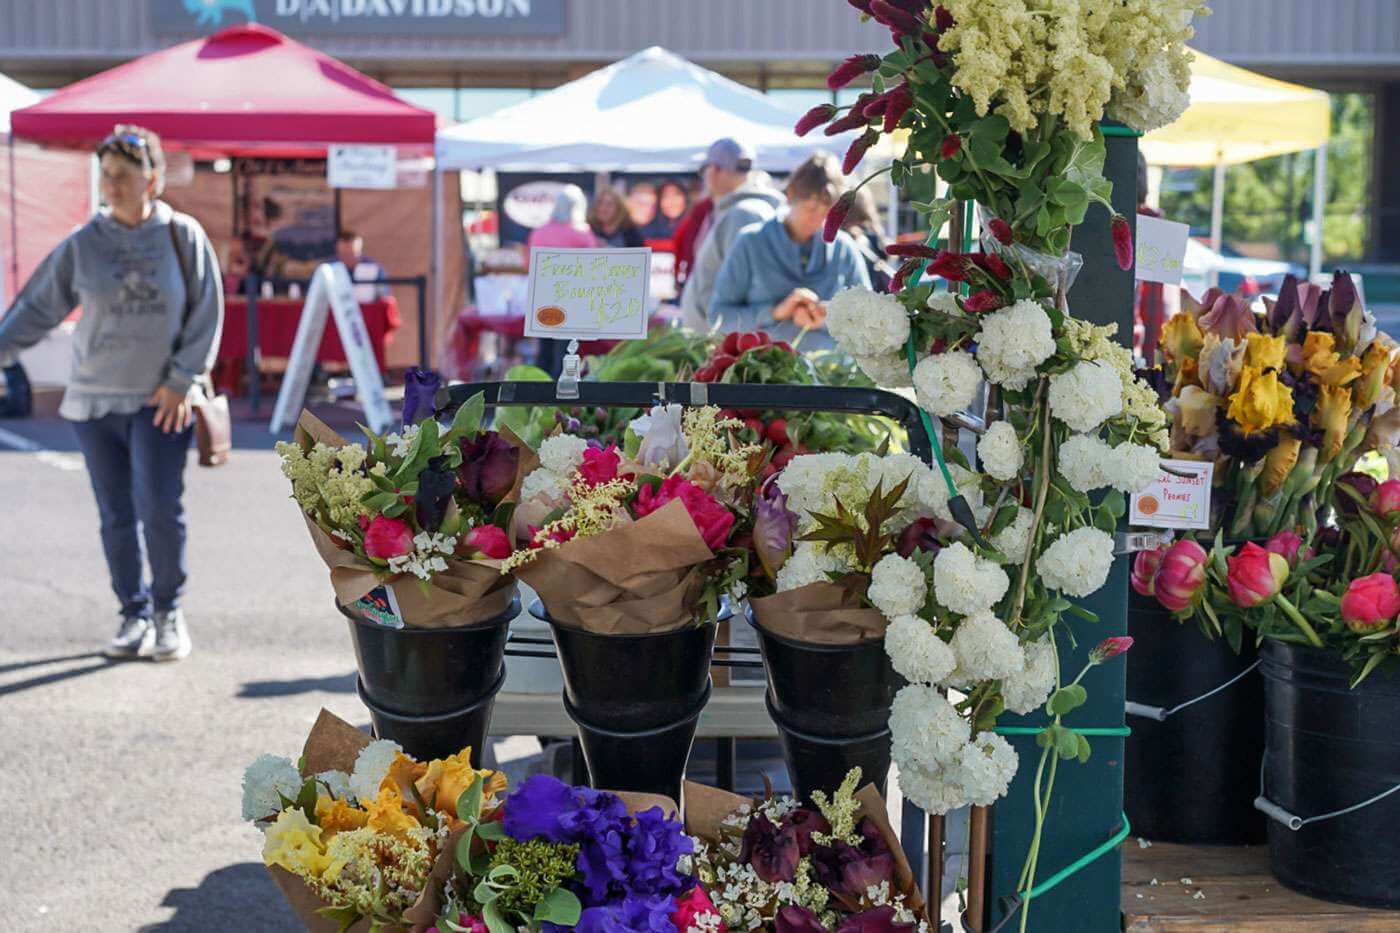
[182, 0, 258, 28]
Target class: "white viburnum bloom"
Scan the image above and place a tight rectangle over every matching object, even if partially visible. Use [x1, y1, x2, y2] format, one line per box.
[949, 611, 1024, 682]
[241, 754, 303, 823]
[893, 748, 970, 816]
[1001, 636, 1058, 714]
[889, 683, 970, 769]
[855, 352, 914, 389]
[990, 506, 1035, 565]
[975, 300, 1056, 390]
[538, 433, 589, 475]
[1108, 54, 1191, 134]
[1048, 360, 1124, 433]
[933, 542, 1010, 616]
[977, 421, 1023, 482]
[629, 403, 689, 470]
[913, 350, 982, 418]
[953, 732, 1020, 806]
[869, 553, 928, 618]
[1107, 442, 1162, 494]
[349, 739, 404, 803]
[884, 615, 956, 685]
[775, 542, 850, 592]
[1057, 434, 1113, 493]
[315, 769, 354, 801]
[1037, 527, 1116, 598]
[827, 286, 911, 357]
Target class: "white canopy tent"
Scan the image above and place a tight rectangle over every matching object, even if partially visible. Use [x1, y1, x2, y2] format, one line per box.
[435, 46, 855, 173]
[0, 71, 39, 137]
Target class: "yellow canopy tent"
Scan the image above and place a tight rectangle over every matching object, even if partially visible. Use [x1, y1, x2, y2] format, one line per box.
[1140, 50, 1331, 279]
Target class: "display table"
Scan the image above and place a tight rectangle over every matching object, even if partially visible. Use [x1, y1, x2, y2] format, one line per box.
[218, 296, 401, 368]
[1121, 841, 1397, 930]
[452, 307, 678, 378]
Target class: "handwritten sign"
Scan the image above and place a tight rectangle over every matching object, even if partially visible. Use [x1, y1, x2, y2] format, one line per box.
[1131, 458, 1214, 530]
[328, 144, 397, 190]
[1135, 215, 1190, 286]
[525, 247, 651, 341]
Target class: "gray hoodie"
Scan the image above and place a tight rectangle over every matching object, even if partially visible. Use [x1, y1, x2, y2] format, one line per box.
[0, 201, 223, 421]
[679, 181, 785, 328]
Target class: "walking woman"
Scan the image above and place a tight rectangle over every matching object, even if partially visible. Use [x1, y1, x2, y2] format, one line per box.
[0, 125, 223, 661]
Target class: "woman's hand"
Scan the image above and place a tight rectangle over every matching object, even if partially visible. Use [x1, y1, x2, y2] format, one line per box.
[773, 288, 826, 329]
[149, 386, 192, 434]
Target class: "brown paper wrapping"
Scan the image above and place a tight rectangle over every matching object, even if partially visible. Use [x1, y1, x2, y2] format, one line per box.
[750, 581, 889, 646]
[516, 498, 716, 635]
[266, 710, 460, 933]
[294, 410, 520, 629]
[682, 780, 925, 914]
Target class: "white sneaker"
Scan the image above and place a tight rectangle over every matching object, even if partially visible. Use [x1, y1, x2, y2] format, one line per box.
[105, 616, 154, 659]
[151, 610, 192, 662]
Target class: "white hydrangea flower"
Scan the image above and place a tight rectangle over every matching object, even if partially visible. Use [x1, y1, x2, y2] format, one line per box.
[775, 542, 849, 592]
[1037, 527, 1116, 598]
[1048, 360, 1124, 433]
[538, 434, 589, 474]
[976, 299, 1056, 390]
[990, 506, 1035, 565]
[1001, 636, 1058, 715]
[977, 421, 1023, 482]
[953, 732, 1020, 806]
[827, 286, 911, 357]
[1109, 55, 1191, 134]
[869, 553, 927, 618]
[349, 738, 403, 803]
[315, 769, 354, 801]
[913, 350, 981, 418]
[855, 351, 914, 389]
[949, 611, 1024, 681]
[889, 683, 970, 768]
[1107, 442, 1161, 494]
[933, 542, 1010, 616]
[241, 754, 303, 823]
[883, 615, 956, 685]
[1057, 434, 1113, 493]
[894, 749, 970, 816]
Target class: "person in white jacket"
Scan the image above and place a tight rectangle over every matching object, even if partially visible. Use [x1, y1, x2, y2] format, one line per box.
[679, 138, 785, 330]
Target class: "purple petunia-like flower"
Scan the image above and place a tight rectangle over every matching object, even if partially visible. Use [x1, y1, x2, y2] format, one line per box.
[626, 806, 696, 896]
[401, 366, 443, 427]
[572, 893, 678, 932]
[502, 774, 576, 843]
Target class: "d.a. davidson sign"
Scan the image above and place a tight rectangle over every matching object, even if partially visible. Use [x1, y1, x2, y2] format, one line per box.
[152, 0, 565, 37]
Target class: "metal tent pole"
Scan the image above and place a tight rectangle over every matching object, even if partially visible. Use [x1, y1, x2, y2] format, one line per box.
[1209, 158, 1225, 289]
[430, 161, 444, 370]
[1310, 144, 1327, 280]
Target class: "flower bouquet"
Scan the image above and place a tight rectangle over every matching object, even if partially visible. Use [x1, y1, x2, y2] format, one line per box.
[506, 406, 762, 797]
[687, 768, 926, 931]
[277, 391, 527, 760]
[431, 774, 721, 933]
[241, 709, 507, 933]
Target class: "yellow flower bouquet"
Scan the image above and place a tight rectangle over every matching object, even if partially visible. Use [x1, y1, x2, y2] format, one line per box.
[1155, 271, 1396, 539]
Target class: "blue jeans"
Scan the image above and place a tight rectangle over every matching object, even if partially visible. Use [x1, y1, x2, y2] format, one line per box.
[71, 408, 192, 618]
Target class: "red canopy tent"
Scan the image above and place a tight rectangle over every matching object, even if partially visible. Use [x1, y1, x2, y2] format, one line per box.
[9, 24, 435, 153]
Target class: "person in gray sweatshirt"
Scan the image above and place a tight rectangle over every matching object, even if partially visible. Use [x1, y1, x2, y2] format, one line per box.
[0, 126, 223, 662]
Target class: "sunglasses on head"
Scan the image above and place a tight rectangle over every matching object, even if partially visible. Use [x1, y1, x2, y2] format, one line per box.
[99, 132, 151, 168]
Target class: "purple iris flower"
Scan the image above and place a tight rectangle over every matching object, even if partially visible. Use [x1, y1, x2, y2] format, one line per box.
[401, 366, 443, 427]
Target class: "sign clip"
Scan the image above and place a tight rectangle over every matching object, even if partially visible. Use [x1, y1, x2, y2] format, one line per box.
[557, 340, 581, 400]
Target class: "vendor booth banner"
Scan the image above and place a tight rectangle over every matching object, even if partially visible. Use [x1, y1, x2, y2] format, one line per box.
[151, 0, 566, 37]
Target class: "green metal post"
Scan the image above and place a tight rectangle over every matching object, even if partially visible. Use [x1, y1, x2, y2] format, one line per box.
[986, 129, 1140, 932]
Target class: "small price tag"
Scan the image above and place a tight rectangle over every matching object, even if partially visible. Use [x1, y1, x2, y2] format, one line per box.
[1135, 215, 1190, 286]
[1130, 459, 1214, 530]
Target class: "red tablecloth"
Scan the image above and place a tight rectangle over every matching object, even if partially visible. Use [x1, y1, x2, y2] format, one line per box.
[218, 296, 401, 368]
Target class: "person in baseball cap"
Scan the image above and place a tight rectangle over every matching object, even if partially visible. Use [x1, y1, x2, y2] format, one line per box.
[680, 137, 784, 329]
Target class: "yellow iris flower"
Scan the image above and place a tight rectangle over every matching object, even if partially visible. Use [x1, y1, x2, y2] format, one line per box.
[364, 783, 421, 839]
[1226, 366, 1296, 435]
[1243, 333, 1287, 371]
[417, 750, 508, 820]
[1161, 312, 1204, 364]
[263, 808, 329, 878]
[1301, 331, 1362, 387]
[315, 796, 369, 837]
[1260, 436, 1302, 495]
[1355, 341, 1393, 410]
[1314, 384, 1354, 463]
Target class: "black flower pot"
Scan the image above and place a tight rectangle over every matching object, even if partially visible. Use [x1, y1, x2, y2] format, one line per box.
[746, 606, 902, 800]
[531, 599, 719, 800]
[341, 595, 517, 716]
[1259, 640, 1400, 908]
[356, 668, 505, 764]
[1124, 590, 1266, 844]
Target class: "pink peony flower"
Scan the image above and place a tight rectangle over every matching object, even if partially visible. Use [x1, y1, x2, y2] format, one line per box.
[1372, 479, 1400, 517]
[464, 524, 511, 560]
[578, 444, 622, 486]
[363, 515, 414, 560]
[1154, 539, 1209, 612]
[1340, 573, 1400, 634]
[670, 885, 727, 933]
[1226, 542, 1290, 608]
[632, 474, 735, 551]
[1264, 530, 1310, 568]
[1131, 545, 1166, 597]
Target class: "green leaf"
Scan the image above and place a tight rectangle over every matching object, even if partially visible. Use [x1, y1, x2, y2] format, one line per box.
[448, 391, 486, 440]
[1066, 604, 1098, 623]
[1352, 650, 1389, 688]
[477, 819, 509, 841]
[457, 775, 485, 823]
[1075, 734, 1092, 764]
[362, 491, 401, 512]
[1055, 726, 1081, 760]
[1101, 490, 1126, 519]
[482, 899, 514, 933]
[534, 886, 583, 925]
[1034, 728, 1053, 749]
[1047, 684, 1088, 716]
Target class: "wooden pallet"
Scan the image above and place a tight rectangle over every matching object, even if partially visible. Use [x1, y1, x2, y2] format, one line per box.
[1122, 841, 1400, 930]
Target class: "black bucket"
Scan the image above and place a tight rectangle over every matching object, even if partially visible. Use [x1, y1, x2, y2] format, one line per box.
[531, 599, 717, 799]
[1259, 640, 1400, 908]
[341, 595, 517, 716]
[356, 666, 505, 765]
[1125, 590, 1266, 844]
[746, 606, 902, 799]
